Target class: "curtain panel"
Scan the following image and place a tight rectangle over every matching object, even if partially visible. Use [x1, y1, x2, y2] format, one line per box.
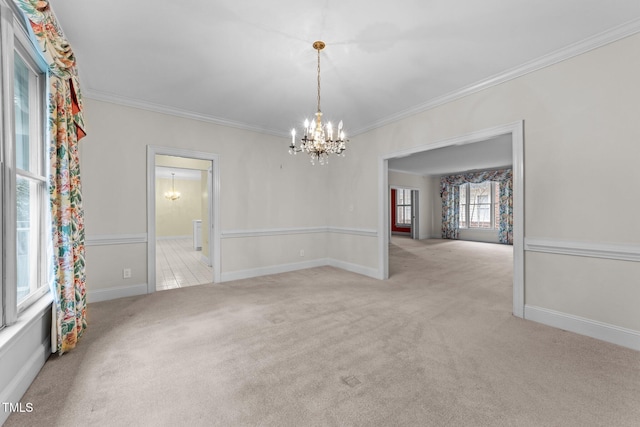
[440, 169, 513, 245]
[13, 0, 87, 354]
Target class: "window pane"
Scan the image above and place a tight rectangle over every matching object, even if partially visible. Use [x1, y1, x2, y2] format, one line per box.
[396, 206, 404, 224]
[459, 184, 467, 227]
[15, 53, 32, 172]
[14, 48, 47, 310]
[469, 182, 491, 228]
[17, 176, 41, 303]
[396, 189, 412, 226]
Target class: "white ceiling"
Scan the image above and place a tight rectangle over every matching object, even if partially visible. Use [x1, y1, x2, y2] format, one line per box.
[388, 133, 512, 176]
[50, 1, 640, 139]
[156, 167, 202, 181]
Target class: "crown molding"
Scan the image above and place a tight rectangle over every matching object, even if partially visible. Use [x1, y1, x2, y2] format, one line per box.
[82, 18, 640, 139]
[352, 17, 640, 136]
[82, 88, 288, 138]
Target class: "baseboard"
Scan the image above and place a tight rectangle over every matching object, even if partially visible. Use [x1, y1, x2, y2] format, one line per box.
[0, 338, 50, 425]
[524, 305, 640, 351]
[327, 258, 379, 279]
[220, 259, 328, 282]
[219, 258, 380, 282]
[87, 283, 148, 303]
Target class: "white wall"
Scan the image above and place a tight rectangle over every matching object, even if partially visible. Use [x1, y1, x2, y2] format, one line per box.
[80, 99, 331, 297]
[330, 33, 640, 340]
[156, 177, 202, 237]
[78, 32, 640, 348]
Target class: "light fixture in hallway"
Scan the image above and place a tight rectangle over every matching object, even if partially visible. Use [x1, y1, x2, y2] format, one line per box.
[164, 172, 181, 200]
[289, 41, 348, 165]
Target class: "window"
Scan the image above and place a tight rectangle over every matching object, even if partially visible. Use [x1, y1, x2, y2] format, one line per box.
[395, 189, 412, 226]
[1, 9, 49, 328]
[458, 181, 499, 229]
[15, 50, 48, 309]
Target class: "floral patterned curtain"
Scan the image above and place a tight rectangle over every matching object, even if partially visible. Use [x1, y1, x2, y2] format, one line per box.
[13, 0, 87, 354]
[440, 183, 460, 239]
[440, 169, 513, 245]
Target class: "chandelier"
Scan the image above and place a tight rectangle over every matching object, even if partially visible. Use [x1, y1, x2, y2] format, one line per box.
[164, 172, 181, 201]
[289, 41, 348, 165]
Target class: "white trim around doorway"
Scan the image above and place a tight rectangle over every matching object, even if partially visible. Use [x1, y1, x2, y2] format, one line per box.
[147, 146, 221, 293]
[378, 120, 525, 318]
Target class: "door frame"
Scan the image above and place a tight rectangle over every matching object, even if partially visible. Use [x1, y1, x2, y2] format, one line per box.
[389, 186, 419, 239]
[410, 189, 419, 240]
[147, 146, 221, 292]
[378, 121, 524, 318]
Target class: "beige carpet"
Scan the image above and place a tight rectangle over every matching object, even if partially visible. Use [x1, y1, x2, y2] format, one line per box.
[5, 238, 640, 426]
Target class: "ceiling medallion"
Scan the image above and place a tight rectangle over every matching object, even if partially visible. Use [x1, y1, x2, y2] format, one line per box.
[289, 41, 348, 165]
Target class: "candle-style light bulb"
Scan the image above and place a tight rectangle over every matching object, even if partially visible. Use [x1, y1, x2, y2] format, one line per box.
[291, 128, 296, 146]
[303, 119, 309, 137]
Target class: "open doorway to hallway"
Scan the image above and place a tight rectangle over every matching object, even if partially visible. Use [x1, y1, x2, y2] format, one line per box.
[154, 155, 213, 291]
[147, 146, 221, 293]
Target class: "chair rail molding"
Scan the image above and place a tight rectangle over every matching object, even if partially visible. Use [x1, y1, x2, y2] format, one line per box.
[525, 238, 640, 262]
[85, 233, 148, 246]
[221, 226, 377, 239]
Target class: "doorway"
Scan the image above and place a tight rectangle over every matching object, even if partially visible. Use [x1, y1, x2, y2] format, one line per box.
[155, 160, 211, 290]
[390, 187, 419, 239]
[147, 146, 221, 293]
[378, 121, 524, 317]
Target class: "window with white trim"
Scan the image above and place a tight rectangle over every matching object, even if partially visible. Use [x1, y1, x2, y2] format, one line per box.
[15, 48, 48, 309]
[459, 181, 499, 229]
[395, 189, 412, 226]
[1, 4, 49, 328]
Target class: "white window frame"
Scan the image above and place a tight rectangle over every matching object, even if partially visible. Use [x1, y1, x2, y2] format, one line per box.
[1, 2, 49, 328]
[458, 181, 499, 230]
[395, 188, 412, 227]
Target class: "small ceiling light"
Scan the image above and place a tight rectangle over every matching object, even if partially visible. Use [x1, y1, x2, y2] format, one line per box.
[164, 172, 181, 201]
[289, 41, 348, 165]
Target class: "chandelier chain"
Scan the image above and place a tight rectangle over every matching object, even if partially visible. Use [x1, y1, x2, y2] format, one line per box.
[317, 47, 321, 113]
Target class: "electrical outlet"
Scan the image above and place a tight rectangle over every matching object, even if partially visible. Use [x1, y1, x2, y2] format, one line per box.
[123, 268, 132, 279]
[299, 249, 305, 257]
